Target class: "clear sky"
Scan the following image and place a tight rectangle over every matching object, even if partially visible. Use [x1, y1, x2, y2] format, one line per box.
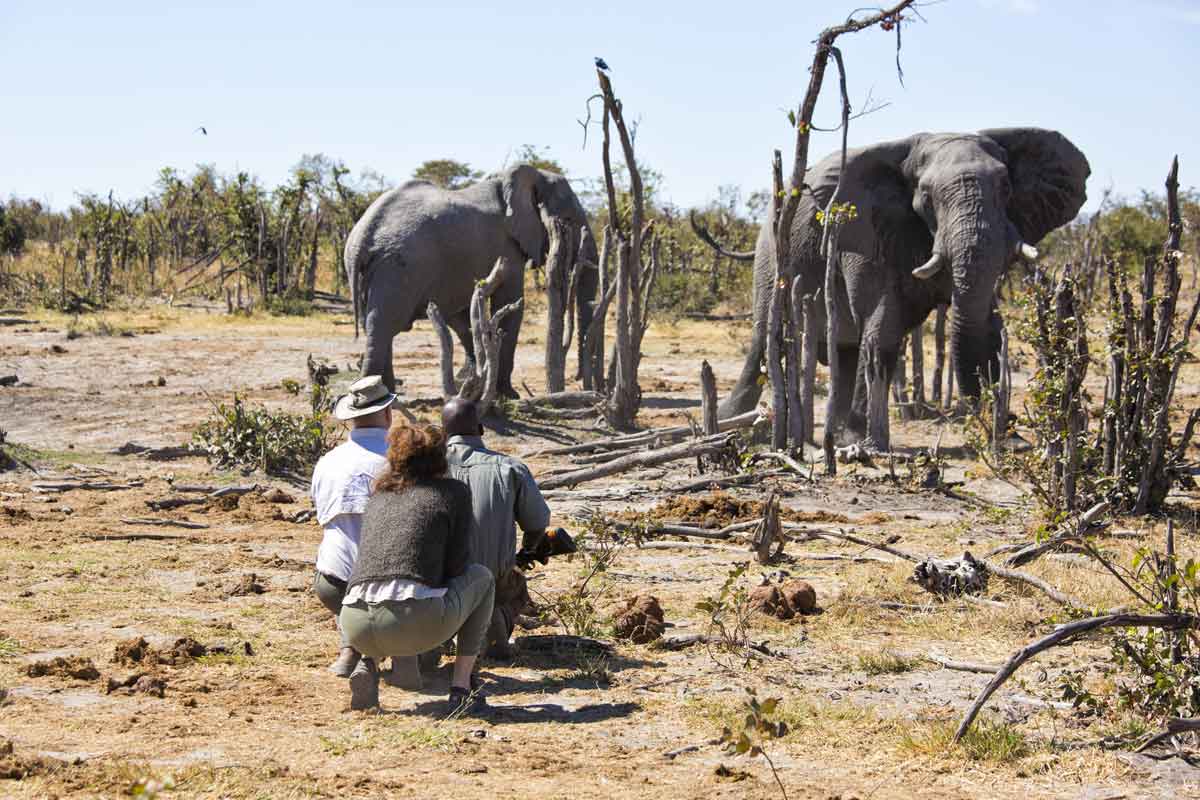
[2, 0, 1198, 214]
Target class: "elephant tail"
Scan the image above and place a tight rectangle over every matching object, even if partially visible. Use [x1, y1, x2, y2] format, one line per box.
[344, 228, 366, 340]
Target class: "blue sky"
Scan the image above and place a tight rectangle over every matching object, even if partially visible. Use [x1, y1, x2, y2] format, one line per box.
[2, 0, 1198, 213]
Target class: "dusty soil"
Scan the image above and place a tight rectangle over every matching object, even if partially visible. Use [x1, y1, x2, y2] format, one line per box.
[1, 300, 1199, 799]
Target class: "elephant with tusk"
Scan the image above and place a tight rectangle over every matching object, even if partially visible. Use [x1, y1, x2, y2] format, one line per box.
[717, 128, 1090, 450]
[343, 165, 597, 396]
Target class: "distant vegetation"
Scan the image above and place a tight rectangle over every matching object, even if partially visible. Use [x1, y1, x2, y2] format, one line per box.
[0, 149, 1194, 321]
[0, 145, 761, 320]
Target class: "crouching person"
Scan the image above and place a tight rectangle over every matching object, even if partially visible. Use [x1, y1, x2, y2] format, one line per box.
[310, 375, 397, 677]
[339, 424, 495, 716]
[443, 398, 551, 658]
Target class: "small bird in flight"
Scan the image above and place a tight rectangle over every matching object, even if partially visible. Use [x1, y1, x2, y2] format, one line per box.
[594, 57, 610, 72]
[194, 126, 207, 136]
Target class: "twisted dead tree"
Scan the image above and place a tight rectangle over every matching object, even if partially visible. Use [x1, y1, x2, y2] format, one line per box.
[760, 1, 918, 468]
[428, 258, 523, 414]
[542, 209, 579, 394]
[595, 68, 655, 429]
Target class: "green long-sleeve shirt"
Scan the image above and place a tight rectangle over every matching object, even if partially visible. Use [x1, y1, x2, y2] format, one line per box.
[446, 435, 551, 577]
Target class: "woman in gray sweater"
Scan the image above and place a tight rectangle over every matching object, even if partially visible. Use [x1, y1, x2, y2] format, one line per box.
[339, 424, 495, 715]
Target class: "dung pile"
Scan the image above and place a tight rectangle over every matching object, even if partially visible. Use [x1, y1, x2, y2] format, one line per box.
[612, 595, 666, 643]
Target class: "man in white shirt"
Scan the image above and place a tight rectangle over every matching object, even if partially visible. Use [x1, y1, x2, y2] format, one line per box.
[310, 375, 397, 677]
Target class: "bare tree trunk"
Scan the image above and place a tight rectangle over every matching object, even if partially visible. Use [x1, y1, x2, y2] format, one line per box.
[892, 334, 911, 421]
[786, 275, 805, 454]
[911, 321, 926, 419]
[426, 301, 458, 400]
[700, 360, 718, 435]
[542, 211, 575, 394]
[932, 305, 947, 408]
[465, 259, 524, 415]
[765, 154, 789, 450]
[597, 69, 646, 429]
[801, 292, 817, 445]
[823, 235, 841, 475]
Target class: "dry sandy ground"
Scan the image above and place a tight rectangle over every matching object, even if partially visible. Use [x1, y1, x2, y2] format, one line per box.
[1, 301, 1198, 799]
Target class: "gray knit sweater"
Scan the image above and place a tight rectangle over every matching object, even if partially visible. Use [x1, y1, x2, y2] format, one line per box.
[348, 478, 473, 589]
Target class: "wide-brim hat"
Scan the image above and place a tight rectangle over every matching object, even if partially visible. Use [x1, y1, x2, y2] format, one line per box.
[333, 375, 401, 421]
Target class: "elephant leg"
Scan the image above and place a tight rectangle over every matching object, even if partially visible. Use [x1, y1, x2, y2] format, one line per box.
[490, 270, 524, 399]
[447, 309, 477, 382]
[827, 345, 860, 446]
[858, 300, 903, 452]
[845, 355, 869, 443]
[361, 278, 409, 392]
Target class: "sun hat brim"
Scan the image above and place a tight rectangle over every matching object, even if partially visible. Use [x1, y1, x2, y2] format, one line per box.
[332, 392, 401, 421]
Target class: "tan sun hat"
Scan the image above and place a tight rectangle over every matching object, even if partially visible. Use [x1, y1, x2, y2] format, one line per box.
[333, 375, 401, 421]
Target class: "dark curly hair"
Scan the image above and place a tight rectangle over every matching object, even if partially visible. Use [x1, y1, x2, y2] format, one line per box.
[373, 424, 449, 493]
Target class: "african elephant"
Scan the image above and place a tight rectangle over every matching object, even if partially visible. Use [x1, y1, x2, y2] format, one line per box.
[719, 128, 1090, 449]
[344, 165, 596, 395]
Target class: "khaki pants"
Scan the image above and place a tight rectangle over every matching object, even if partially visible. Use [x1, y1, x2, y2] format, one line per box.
[340, 564, 495, 659]
[313, 571, 350, 648]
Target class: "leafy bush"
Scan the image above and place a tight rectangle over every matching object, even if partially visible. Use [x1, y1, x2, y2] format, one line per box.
[192, 395, 335, 476]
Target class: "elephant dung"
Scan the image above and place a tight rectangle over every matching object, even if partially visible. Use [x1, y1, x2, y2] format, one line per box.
[612, 595, 665, 644]
[749, 580, 818, 620]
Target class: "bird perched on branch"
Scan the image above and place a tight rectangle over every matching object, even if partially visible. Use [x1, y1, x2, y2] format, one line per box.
[594, 57, 610, 72]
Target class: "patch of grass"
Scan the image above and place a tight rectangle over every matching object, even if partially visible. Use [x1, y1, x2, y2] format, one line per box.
[900, 718, 1033, 763]
[856, 650, 924, 675]
[0, 635, 21, 659]
[388, 724, 459, 752]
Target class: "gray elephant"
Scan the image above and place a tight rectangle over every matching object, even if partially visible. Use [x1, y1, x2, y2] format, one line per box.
[344, 165, 597, 395]
[719, 128, 1089, 449]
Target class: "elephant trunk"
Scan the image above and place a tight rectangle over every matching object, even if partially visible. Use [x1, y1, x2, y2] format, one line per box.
[940, 177, 1013, 404]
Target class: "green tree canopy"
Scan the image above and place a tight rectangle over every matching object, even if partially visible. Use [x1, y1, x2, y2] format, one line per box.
[411, 159, 481, 190]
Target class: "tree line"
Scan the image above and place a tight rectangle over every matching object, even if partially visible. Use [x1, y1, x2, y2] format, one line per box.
[0, 145, 761, 319]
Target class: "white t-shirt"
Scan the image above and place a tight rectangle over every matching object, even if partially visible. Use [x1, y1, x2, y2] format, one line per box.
[310, 427, 389, 581]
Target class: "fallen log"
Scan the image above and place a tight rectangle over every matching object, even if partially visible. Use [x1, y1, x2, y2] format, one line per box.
[83, 531, 191, 542]
[539, 433, 734, 490]
[1000, 501, 1110, 566]
[955, 612, 1199, 741]
[748, 451, 809, 476]
[110, 442, 194, 461]
[800, 529, 1083, 608]
[667, 469, 790, 493]
[924, 654, 1001, 674]
[1137, 716, 1200, 753]
[146, 497, 207, 511]
[533, 410, 764, 457]
[519, 391, 605, 409]
[32, 481, 144, 493]
[121, 518, 210, 530]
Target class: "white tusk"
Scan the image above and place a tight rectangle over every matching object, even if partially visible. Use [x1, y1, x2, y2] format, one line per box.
[1015, 241, 1039, 262]
[912, 253, 945, 279]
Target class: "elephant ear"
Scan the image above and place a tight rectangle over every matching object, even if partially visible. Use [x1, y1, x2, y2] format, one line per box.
[980, 128, 1090, 244]
[502, 165, 547, 263]
[826, 137, 931, 269]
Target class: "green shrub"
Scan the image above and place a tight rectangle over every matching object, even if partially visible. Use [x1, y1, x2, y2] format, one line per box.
[192, 394, 335, 476]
